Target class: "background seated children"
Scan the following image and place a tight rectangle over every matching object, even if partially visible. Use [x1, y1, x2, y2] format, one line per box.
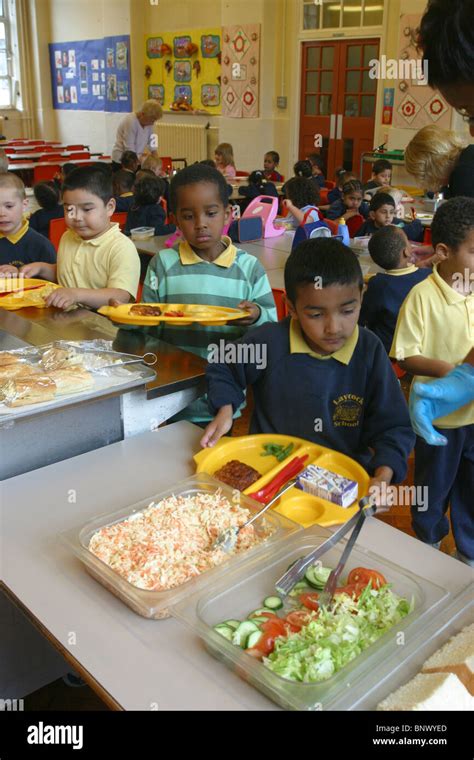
[390, 197, 474, 566]
[113, 169, 135, 212]
[138, 163, 277, 425]
[53, 161, 76, 193]
[121, 150, 139, 175]
[363, 158, 392, 198]
[201, 238, 415, 504]
[355, 193, 397, 237]
[359, 226, 430, 353]
[328, 168, 354, 204]
[29, 181, 64, 238]
[125, 175, 175, 237]
[373, 185, 424, 242]
[141, 154, 166, 178]
[264, 151, 284, 182]
[239, 169, 278, 211]
[282, 176, 321, 227]
[21, 166, 140, 310]
[0, 148, 8, 173]
[306, 153, 326, 188]
[214, 142, 236, 180]
[0, 174, 56, 274]
[326, 179, 368, 224]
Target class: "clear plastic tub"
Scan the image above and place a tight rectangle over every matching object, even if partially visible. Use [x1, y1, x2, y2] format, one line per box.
[171, 526, 450, 710]
[61, 473, 301, 620]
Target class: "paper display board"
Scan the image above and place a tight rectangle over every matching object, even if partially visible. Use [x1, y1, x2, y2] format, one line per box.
[221, 25, 260, 119]
[49, 35, 131, 112]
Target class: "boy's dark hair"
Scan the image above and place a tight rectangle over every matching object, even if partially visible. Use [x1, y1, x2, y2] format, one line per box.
[249, 170, 266, 187]
[431, 196, 474, 250]
[418, 0, 474, 88]
[307, 153, 325, 172]
[369, 192, 395, 213]
[265, 150, 280, 165]
[342, 179, 363, 196]
[169, 163, 229, 213]
[199, 159, 217, 168]
[121, 150, 138, 170]
[33, 181, 60, 210]
[285, 238, 363, 304]
[284, 176, 319, 209]
[134, 175, 165, 206]
[293, 159, 312, 178]
[62, 166, 113, 203]
[61, 162, 77, 178]
[113, 169, 135, 194]
[372, 159, 392, 175]
[368, 226, 408, 270]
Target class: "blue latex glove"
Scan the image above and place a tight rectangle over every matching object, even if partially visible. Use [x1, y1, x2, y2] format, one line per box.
[410, 364, 474, 445]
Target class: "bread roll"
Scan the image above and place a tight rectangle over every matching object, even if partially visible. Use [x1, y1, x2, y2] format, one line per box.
[377, 672, 474, 711]
[0, 352, 22, 367]
[48, 367, 93, 395]
[1, 376, 57, 406]
[0, 363, 39, 380]
[40, 346, 82, 371]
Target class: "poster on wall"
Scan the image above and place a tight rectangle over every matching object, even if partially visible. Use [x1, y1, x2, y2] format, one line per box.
[145, 27, 221, 114]
[221, 25, 260, 119]
[392, 14, 451, 130]
[49, 35, 131, 112]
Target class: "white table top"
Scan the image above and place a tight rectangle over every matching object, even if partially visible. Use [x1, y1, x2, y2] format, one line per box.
[2, 421, 472, 711]
[9, 158, 111, 171]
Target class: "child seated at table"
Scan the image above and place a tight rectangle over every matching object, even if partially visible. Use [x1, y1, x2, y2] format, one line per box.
[214, 142, 236, 180]
[327, 169, 356, 204]
[355, 192, 424, 242]
[125, 175, 175, 237]
[374, 185, 424, 242]
[29, 181, 64, 238]
[201, 237, 415, 504]
[363, 158, 392, 196]
[0, 174, 56, 274]
[112, 170, 135, 212]
[263, 151, 284, 182]
[359, 226, 430, 353]
[306, 153, 326, 188]
[138, 163, 277, 424]
[20, 165, 140, 309]
[282, 176, 321, 227]
[325, 179, 369, 224]
[141, 154, 166, 177]
[121, 150, 139, 175]
[239, 170, 278, 210]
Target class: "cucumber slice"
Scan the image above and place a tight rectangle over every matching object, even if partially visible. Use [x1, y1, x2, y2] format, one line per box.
[248, 608, 276, 618]
[289, 581, 311, 597]
[249, 616, 271, 626]
[232, 620, 259, 648]
[263, 595, 283, 610]
[213, 624, 234, 641]
[223, 619, 240, 631]
[246, 630, 263, 649]
[305, 566, 332, 589]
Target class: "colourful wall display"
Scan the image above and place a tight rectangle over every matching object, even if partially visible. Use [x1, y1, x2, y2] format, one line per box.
[221, 25, 261, 119]
[49, 35, 131, 112]
[145, 28, 221, 114]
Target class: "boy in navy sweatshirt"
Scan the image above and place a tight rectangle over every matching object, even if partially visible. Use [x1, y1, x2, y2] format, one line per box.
[202, 238, 415, 503]
[355, 193, 424, 242]
[359, 226, 430, 353]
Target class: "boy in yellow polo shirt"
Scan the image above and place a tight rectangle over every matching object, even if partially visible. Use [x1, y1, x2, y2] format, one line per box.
[391, 197, 474, 566]
[21, 166, 140, 310]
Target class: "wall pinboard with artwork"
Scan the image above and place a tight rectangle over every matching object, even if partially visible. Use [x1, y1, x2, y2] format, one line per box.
[221, 25, 260, 119]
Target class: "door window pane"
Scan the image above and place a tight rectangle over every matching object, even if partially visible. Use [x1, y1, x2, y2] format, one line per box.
[343, 139, 354, 171]
[307, 46, 320, 69]
[320, 71, 333, 91]
[362, 70, 377, 92]
[321, 47, 334, 68]
[361, 95, 375, 117]
[363, 44, 379, 68]
[347, 45, 361, 68]
[0, 22, 6, 50]
[303, 3, 319, 30]
[305, 95, 318, 115]
[0, 2, 4, 17]
[363, 1, 384, 26]
[306, 71, 319, 92]
[0, 78, 10, 107]
[345, 71, 360, 93]
[319, 95, 332, 115]
[345, 96, 359, 117]
[342, 0, 362, 28]
[322, 3, 341, 29]
[0, 51, 7, 77]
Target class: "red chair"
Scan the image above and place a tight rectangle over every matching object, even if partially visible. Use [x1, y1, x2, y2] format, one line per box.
[319, 188, 329, 205]
[236, 170, 250, 177]
[159, 156, 173, 175]
[68, 152, 90, 160]
[66, 145, 87, 151]
[43, 154, 63, 161]
[324, 218, 339, 236]
[48, 217, 67, 251]
[111, 212, 127, 231]
[346, 213, 364, 237]
[272, 288, 289, 321]
[33, 164, 61, 183]
[423, 227, 432, 245]
[391, 361, 406, 380]
[324, 180, 336, 190]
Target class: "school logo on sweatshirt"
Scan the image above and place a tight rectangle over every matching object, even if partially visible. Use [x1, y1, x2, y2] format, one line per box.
[332, 394, 363, 427]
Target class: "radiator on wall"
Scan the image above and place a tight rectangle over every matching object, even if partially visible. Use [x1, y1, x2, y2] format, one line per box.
[155, 123, 208, 165]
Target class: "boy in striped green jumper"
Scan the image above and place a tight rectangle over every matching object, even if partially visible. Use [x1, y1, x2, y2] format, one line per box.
[142, 163, 277, 423]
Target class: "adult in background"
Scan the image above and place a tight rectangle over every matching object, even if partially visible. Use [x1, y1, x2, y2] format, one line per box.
[111, 100, 163, 171]
[404, 125, 474, 199]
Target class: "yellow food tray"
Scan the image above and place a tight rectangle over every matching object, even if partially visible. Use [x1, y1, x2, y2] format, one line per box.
[0, 279, 59, 310]
[194, 433, 370, 528]
[98, 303, 250, 326]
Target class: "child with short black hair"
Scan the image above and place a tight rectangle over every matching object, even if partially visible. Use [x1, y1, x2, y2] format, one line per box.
[355, 193, 396, 236]
[264, 151, 283, 182]
[121, 150, 139, 174]
[29, 181, 64, 238]
[363, 158, 392, 195]
[125, 175, 175, 236]
[327, 169, 356, 204]
[239, 170, 278, 208]
[202, 237, 414, 504]
[21, 166, 140, 309]
[326, 179, 369, 222]
[359, 226, 430, 353]
[283, 176, 321, 228]
[391, 196, 474, 566]
[293, 159, 312, 179]
[112, 170, 135, 212]
[306, 153, 326, 188]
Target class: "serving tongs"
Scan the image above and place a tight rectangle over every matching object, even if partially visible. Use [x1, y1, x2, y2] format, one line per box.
[275, 496, 376, 605]
[58, 342, 157, 369]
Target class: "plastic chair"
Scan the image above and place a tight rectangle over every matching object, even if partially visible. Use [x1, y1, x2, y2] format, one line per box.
[423, 227, 432, 245]
[43, 154, 63, 162]
[160, 156, 173, 175]
[236, 170, 250, 177]
[323, 218, 339, 236]
[33, 164, 61, 183]
[241, 195, 285, 238]
[48, 217, 67, 251]
[66, 145, 86, 151]
[319, 188, 329, 205]
[324, 180, 336, 190]
[68, 152, 90, 160]
[391, 361, 406, 380]
[346, 214, 365, 237]
[272, 288, 288, 321]
[111, 212, 127, 231]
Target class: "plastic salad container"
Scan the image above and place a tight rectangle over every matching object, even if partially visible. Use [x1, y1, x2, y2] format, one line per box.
[171, 526, 450, 711]
[130, 227, 155, 240]
[61, 473, 301, 620]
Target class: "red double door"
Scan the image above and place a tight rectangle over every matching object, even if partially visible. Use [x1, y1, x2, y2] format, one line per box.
[299, 39, 380, 181]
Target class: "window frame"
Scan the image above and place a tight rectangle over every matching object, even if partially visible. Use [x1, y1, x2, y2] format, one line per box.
[301, 0, 386, 34]
[0, 0, 16, 108]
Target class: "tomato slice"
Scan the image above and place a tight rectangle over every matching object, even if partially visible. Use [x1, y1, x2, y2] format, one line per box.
[300, 592, 320, 611]
[347, 567, 387, 588]
[245, 647, 264, 659]
[261, 618, 287, 637]
[254, 632, 278, 656]
[285, 611, 314, 631]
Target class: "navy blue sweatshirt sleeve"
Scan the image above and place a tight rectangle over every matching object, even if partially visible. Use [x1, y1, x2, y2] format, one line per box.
[147, 205, 176, 236]
[358, 276, 380, 330]
[361, 337, 415, 482]
[206, 331, 266, 414]
[326, 200, 345, 220]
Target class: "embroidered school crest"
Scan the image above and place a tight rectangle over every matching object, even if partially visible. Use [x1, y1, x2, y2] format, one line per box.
[332, 394, 363, 427]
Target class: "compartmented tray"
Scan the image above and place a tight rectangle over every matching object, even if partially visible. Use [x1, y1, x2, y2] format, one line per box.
[61, 473, 301, 620]
[0, 278, 60, 310]
[171, 526, 451, 711]
[194, 434, 370, 528]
